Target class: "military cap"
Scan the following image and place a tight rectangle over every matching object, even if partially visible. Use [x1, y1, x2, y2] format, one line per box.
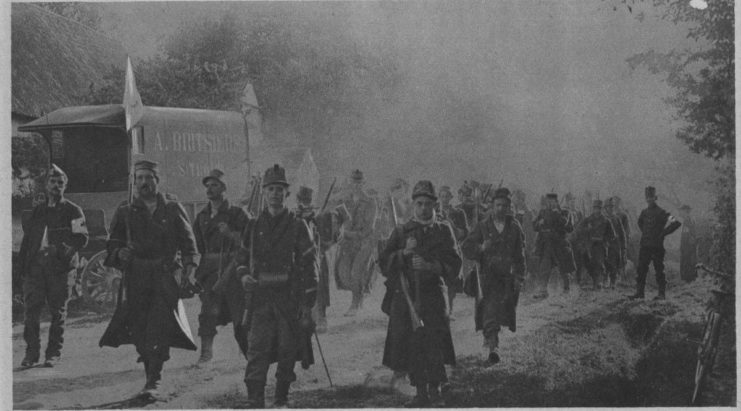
[458, 182, 473, 196]
[48, 163, 68, 181]
[593, 199, 603, 208]
[645, 186, 656, 197]
[134, 160, 160, 180]
[351, 169, 364, 183]
[202, 168, 226, 187]
[263, 164, 289, 187]
[546, 193, 558, 200]
[411, 180, 437, 201]
[493, 187, 512, 201]
[296, 186, 313, 203]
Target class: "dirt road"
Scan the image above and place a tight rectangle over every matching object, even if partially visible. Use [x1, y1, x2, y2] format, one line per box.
[12, 269, 735, 409]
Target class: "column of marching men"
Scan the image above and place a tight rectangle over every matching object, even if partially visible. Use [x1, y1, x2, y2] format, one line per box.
[14, 161, 684, 408]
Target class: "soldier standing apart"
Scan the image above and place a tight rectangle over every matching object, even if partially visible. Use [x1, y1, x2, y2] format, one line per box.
[236, 165, 318, 408]
[16, 164, 88, 367]
[462, 188, 526, 365]
[101, 160, 200, 397]
[532, 193, 576, 299]
[575, 199, 616, 290]
[629, 186, 681, 300]
[295, 186, 333, 333]
[603, 199, 626, 288]
[193, 169, 249, 363]
[438, 185, 468, 317]
[335, 170, 377, 316]
[379, 181, 461, 407]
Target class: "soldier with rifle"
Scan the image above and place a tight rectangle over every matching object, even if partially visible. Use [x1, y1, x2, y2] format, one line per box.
[294, 184, 336, 333]
[437, 185, 468, 318]
[462, 188, 526, 366]
[192, 169, 249, 363]
[531, 193, 576, 299]
[100, 160, 200, 398]
[575, 199, 617, 290]
[379, 180, 461, 407]
[234, 164, 318, 408]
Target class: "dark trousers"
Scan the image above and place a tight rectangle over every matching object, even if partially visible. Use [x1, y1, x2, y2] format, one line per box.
[23, 254, 72, 359]
[244, 299, 298, 385]
[588, 243, 607, 285]
[636, 246, 666, 290]
[197, 275, 247, 355]
[127, 260, 175, 365]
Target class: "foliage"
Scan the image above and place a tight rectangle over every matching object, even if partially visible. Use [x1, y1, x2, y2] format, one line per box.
[36, 2, 101, 30]
[86, 12, 400, 150]
[709, 160, 734, 274]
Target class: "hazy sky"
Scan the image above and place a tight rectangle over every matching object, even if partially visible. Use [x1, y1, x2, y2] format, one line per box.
[95, 1, 717, 213]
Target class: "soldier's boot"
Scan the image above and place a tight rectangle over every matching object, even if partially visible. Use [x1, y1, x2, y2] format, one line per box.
[654, 284, 666, 300]
[405, 385, 430, 408]
[141, 359, 163, 398]
[274, 380, 291, 407]
[246, 381, 265, 408]
[628, 283, 645, 300]
[197, 335, 214, 364]
[21, 349, 40, 367]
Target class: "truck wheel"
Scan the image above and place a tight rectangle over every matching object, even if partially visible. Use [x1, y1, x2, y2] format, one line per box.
[80, 250, 122, 309]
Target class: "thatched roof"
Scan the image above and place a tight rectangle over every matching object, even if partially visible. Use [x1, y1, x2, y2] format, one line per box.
[11, 3, 127, 118]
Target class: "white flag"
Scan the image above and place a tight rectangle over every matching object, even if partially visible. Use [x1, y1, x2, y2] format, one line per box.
[123, 56, 144, 131]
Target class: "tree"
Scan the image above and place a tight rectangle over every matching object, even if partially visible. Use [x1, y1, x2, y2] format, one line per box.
[36, 2, 101, 30]
[616, 0, 734, 273]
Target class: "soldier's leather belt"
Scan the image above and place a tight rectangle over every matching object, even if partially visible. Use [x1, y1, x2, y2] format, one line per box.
[256, 272, 290, 288]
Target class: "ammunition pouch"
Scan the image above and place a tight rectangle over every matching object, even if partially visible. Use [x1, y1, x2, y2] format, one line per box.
[257, 271, 290, 288]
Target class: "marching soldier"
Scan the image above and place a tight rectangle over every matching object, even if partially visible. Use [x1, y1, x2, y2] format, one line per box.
[101, 160, 200, 398]
[575, 199, 617, 290]
[16, 164, 88, 367]
[335, 170, 377, 316]
[456, 182, 477, 227]
[193, 169, 249, 363]
[603, 198, 627, 288]
[532, 193, 576, 299]
[295, 186, 333, 333]
[438, 185, 468, 317]
[461, 188, 526, 365]
[235, 165, 318, 408]
[379, 180, 462, 407]
[629, 186, 681, 300]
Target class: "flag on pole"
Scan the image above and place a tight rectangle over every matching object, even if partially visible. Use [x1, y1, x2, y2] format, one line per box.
[123, 56, 144, 132]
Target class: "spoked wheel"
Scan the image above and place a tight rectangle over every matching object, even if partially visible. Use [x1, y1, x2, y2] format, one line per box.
[692, 311, 723, 404]
[80, 250, 123, 310]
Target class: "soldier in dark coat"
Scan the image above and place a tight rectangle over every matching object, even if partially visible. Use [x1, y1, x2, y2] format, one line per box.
[603, 198, 626, 288]
[16, 164, 89, 367]
[101, 160, 200, 398]
[334, 170, 377, 316]
[193, 169, 249, 363]
[678, 205, 698, 282]
[629, 187, 682, 300]
[462, 188, 526, 365]
[575, 199, 617, 290]
[532, 193, 575, 299]
[437, 185, 468, 317]
[235, 165, 318, 408]
[379, 180, 461, 407]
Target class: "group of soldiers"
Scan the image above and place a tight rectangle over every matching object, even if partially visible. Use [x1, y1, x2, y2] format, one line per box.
[15, 161, 686, 408]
